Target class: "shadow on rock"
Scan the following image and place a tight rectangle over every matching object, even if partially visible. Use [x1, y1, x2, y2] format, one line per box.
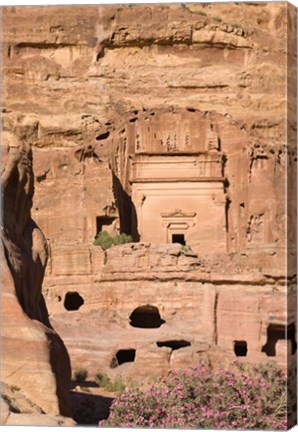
[71, 390, 114, 425]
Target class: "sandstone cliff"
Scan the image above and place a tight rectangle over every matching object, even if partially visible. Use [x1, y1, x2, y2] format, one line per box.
[1, 131, 72, 420]
[2, 3, 296, 268]
[1, 1, 296, 408]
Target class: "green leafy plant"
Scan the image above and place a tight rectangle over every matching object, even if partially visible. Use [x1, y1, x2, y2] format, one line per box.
[93, 231, 114, 249]
[106, 376, 126, 393]
[180, 245, 190, 253]
[113, 233, 133, 246]
[95, 373, 126, 393]
[73, 368, 88, 382]
[214, 16, 222, 22]
[95, 372, 112, 388]
[93, 231, 133, 250]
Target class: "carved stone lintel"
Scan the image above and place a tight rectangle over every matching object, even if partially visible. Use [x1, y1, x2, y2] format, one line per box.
[161, 209, 196, 218]
[161, 209, 196, 228]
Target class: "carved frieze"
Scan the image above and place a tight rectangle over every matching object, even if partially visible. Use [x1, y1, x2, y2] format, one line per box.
[161, 209, 196, 228]
[130, 111, 222, 155]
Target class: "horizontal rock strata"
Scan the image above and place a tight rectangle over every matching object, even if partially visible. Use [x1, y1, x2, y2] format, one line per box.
[2, 1, 296, 396]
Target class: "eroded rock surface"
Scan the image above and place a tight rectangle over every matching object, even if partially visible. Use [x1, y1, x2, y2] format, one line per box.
[1, 132, 72, 420]
[48, 242, 295, 380]
[1, 383, 76, 426]
[2, 1, 296, 393]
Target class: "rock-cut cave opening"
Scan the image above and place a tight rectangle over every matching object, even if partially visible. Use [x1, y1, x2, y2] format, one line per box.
[129, 305, 165, 329]
[234, 340, 248, 357]
[172, 234, 186, 245]
[156, 340, 191, 350]
[64, 292, 84, 311]
[110, 349, 136, 368]
[262, 323, 297, 356]
[95, 215, 116, 238]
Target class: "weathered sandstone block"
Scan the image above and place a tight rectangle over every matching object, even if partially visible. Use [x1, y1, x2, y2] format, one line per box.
[1, 132, 72, 418]
[1, 2, 296, 390]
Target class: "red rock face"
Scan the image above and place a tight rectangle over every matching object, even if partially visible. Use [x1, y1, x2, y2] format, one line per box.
[1, 1, 296, 390]
[1, 132, 72, 418]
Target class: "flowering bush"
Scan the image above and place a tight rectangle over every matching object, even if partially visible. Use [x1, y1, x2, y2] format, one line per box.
[99, 362, 288, 429]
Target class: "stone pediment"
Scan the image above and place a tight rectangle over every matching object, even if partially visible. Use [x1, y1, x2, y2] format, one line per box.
[161, 209, 196, 218]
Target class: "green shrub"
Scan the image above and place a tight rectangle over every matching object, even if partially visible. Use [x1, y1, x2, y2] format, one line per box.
[106, 376, 126, 393]
[93, 231, 114, 249]
[93, 231, 133, 250]
[73, 368, 88, 382]
[180, 245, 190, 253]
[214, 16, 222, 22]
[113, 233, 133, 246]
[95, 372, 112, 388]
[95, 373, 126, 393]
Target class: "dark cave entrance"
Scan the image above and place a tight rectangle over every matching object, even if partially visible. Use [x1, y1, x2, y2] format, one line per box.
[156, 340, 191, 350]
[172, 234, 186, 245]
[262, 323, 297, 357]
[95, 216, 116, 237]
[129, 305, 165, 329]
[110, 349, 136, 368]
[64, 292, 84, 311]
[234, 340, 248, 357]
